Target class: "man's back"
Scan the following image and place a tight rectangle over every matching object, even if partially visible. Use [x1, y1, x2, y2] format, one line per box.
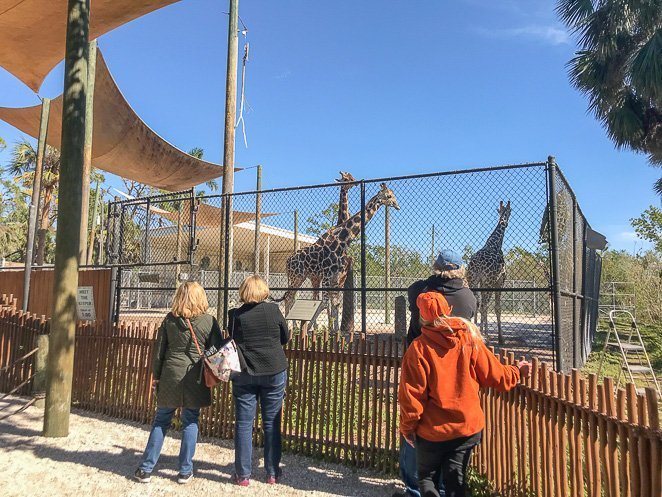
[406, 274, 477, 346]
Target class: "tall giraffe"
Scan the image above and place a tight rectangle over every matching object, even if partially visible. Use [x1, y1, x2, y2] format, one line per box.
[336, 171, 357, 225]
[280, 183, 400, 330]
[467, 200, 512, 344]
[335, 171, 357, 333]
[309, 171, 357, 299]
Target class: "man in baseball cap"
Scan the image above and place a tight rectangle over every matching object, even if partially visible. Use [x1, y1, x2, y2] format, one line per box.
[393, 249, 477, 497]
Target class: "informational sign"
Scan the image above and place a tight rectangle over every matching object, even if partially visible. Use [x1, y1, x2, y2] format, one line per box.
[76, 286, 96, 321]
[286, 299, 323, 322]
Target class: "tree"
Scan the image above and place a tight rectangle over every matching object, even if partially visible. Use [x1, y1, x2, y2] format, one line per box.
[0, 179, 28, 260]
[631, 205, 662, 252]
[305, 203, 339, 237]
[557, 0, 662, 193]
[6, 139, 61, 264]
[188, 147, 219, 195]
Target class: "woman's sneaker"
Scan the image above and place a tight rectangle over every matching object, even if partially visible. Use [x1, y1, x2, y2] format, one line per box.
[177, 473, 193, 484]
[233, 474, 250, 486]
[267, 469, 282, 484]
[134, 469, 151, 483]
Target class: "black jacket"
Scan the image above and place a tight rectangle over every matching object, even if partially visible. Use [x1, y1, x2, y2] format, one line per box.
[228, 302, 290, 376]
[406, 275, 477, 346]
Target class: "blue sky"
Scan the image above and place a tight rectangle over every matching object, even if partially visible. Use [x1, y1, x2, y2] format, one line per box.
[0, 0, 659, 252]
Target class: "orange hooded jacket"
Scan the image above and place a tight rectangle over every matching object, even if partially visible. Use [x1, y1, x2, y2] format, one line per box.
[398, 291, 520, 442]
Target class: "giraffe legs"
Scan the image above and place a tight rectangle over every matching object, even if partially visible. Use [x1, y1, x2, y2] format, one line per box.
[480, 291, 493, 344]
[494, 290, 504, 345]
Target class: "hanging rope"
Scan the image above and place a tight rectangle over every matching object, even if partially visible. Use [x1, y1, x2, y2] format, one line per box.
[235, 27, 250, 148]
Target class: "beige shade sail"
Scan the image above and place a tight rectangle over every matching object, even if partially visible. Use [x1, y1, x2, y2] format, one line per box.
[0, 0, 180, 92]
[155, 202, 277, 227]
[0, 51, 228, 191]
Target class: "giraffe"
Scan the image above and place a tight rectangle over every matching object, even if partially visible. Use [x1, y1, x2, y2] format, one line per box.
[280, 183, 400, 331]
[467, 200, 512, 345]
[310, 171, 357, 300]
[335, 171, 357, 333]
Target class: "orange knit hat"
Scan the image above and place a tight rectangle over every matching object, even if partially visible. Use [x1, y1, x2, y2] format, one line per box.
[416, 291, 452, 323]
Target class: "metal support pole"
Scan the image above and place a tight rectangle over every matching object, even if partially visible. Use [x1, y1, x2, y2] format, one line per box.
[44, 0, 90, 437]
[253, 165, 262, 272]
[294, 210, 299, 253]
[384, 205, 391, 324]
[360, 182, 367, 337]
[86, 180, 100, 265]
[431, 224, 435, 264]
[547, 156, 563, 372]
[22, 98, 50, 312]
[79, 39, 97, 263]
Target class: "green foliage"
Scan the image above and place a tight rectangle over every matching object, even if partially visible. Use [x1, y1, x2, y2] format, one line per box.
[0, 136, 5, 152]
[305, 202, 339, 237]
[504, 246, 548, 283]
[631, 205, 662, 253]
[557, 0, 662, 192]
[601, 249, 662, 322]
[0, 179, 28, 259]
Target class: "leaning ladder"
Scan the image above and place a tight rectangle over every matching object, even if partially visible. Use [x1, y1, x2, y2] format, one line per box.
[598, 310, 660, 398]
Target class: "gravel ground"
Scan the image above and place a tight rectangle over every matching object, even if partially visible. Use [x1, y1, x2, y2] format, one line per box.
[0, 397, 399, 497]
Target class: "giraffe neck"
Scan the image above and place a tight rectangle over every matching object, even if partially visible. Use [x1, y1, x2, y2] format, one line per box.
[326, 194, 382, 245]
[337, 185, 351, 226]
[484, 220, 506, 252]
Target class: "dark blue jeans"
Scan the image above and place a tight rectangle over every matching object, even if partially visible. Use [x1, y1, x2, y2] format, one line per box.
[232, 370, 287, 478]
[400, 436, 445, 497]
[139, 407, 200, 475]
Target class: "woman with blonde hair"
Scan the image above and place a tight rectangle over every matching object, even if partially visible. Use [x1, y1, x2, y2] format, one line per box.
[134, 281, 222, 485]
[399, 291, 530, 497]
[228, 275, 290, 486]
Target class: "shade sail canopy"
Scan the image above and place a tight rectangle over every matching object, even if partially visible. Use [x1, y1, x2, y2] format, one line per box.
[0, 52, 227, 191]
[0, 0, 179, 91]
[156, 203, 278, 227]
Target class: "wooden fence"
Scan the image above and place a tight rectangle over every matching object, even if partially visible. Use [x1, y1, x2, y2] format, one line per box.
[0, 267, 111, 320]
[0, 305, 660, 496]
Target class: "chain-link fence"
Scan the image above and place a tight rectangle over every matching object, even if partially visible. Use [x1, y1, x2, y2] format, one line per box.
[105, 160, 604, 371]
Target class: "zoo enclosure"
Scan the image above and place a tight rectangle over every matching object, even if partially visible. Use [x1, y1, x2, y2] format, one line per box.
[0, 303, 660, 497]
[106, 159, 604, 371]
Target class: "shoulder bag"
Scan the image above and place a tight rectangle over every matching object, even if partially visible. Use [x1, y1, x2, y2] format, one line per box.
[187, 317, 241, 387]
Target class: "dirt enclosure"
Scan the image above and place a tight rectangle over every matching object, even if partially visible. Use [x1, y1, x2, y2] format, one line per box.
[0, 397, 398, 497]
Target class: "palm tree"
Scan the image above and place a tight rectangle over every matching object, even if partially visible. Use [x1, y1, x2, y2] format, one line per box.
[188, 147, 219, 193]
[556, 0, 662, 193]
[6, 139, 61, 264]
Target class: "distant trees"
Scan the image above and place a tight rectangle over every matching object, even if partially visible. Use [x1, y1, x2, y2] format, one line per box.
[557, 0, 662, 193]
[631, 205, 662, 253]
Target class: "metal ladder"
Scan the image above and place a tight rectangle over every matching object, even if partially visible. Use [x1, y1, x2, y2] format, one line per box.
[599, 310, 660, 398]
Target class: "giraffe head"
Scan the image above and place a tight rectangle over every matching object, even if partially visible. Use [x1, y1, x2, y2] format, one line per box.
[498, 200, 511, 227]
[336, 171, 356, 184]
[376, 183, 400, 210]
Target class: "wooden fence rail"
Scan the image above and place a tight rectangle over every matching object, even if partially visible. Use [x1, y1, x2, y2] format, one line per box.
[0, 305, 659, 496]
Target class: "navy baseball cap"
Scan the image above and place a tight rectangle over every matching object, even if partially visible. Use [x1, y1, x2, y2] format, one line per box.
[434, 250, 463, 270]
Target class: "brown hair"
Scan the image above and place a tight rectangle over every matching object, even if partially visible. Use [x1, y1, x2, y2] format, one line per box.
[432, 266, 469, 287]
[239, 275, 270, 304]
[170, 281, 209, 318]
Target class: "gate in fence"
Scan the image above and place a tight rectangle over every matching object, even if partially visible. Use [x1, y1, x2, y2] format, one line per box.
[106, 158, 605, 371]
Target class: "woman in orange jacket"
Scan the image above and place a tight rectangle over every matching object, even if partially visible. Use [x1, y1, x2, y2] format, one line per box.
[398, 291, 530, 497]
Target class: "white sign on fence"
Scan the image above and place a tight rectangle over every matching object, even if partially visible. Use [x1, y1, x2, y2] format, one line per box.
[76, 286, 96, 321]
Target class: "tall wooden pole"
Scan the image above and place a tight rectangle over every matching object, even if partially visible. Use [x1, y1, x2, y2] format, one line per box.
[218, 0, 239, 322]
[293, 210, 299, 252]
[22, 98, 50, 312]
[253, 165, 262, 273]
[43, 0, 90, 437]
[79, 39, 97, 263]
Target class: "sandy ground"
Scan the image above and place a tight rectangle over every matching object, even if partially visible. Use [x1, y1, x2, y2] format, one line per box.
[0, 396, 399, 497]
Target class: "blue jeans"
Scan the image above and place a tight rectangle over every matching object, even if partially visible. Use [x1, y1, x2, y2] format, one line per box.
[400, 436, 445, 497]
[232, 370, 287, 478]
[139, 407, 200, 475]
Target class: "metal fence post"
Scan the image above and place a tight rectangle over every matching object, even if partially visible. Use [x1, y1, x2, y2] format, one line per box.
[547, 156, 563, 371]
[360, 181, 367, 337]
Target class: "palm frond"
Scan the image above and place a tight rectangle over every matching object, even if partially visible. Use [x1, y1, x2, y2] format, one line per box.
[556, 0, 596, 29]
[654, 176, 662, 196]
[630, 29, 662, 103]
